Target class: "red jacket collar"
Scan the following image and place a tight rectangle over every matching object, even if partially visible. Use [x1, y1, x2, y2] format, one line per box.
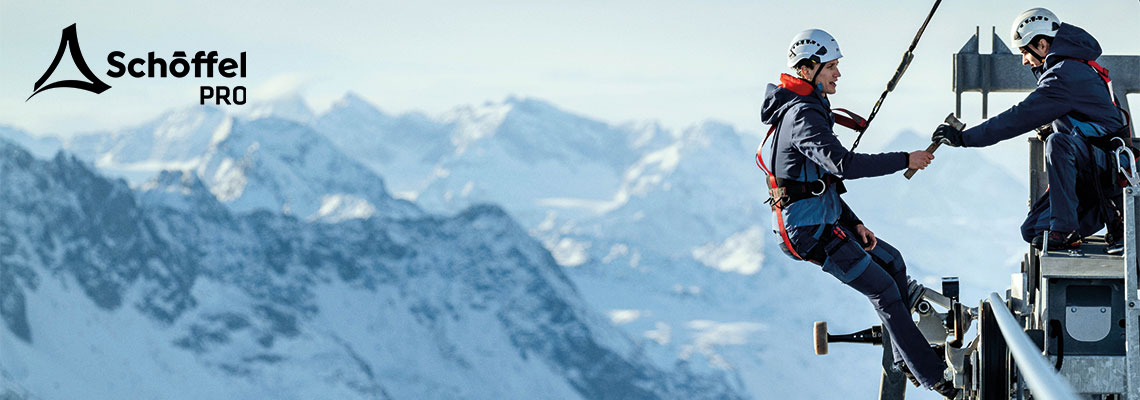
[778, 73, 814, 96]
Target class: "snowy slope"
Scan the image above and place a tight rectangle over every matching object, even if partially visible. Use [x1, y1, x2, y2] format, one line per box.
[0, 125, 61, 160]
[559, 121, 767, 258]
[51, 105, 422, 222]
[556, 229, 900, 399]
[193, 117, 422, 221]
[64, 106, 230, 182]
[405, 97, 664, 226]
[0, 139, 743, 400]
[312, 92, 452, 200]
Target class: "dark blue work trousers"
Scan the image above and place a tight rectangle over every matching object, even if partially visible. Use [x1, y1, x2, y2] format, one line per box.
[1020, 133, 1111, 242]
[781, 224, 945, 388]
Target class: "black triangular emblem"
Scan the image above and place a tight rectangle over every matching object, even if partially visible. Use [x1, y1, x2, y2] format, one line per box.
[27, 24, 111, 101]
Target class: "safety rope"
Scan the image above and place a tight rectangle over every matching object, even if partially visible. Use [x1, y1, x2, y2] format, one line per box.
[851, 0, 943, 151]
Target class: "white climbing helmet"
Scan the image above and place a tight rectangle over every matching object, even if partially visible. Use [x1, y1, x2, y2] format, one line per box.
[786, 29, 842, 68]
[1011, 8, 1061, 48]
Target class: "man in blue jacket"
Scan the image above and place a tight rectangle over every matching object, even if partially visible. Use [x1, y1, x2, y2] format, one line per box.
[760, 29, 956, 397]
[932, 8, 1126, 251]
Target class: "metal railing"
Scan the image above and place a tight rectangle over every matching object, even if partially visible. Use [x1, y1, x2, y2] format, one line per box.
[986, 292, 1080, 400]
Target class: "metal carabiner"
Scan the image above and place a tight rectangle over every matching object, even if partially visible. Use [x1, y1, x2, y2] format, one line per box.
[810, 180, 827, 196]
[1112, 137, 1140, 187]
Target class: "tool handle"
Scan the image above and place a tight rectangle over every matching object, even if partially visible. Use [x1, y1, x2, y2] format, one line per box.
[903, 142, 941, 179]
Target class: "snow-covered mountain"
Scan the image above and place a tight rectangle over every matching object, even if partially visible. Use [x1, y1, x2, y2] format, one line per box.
[191, 117, 421, 221]
[0, 93, 1031, 399]
[64, 106, 230, 182]
[35, 106, 421, 222]
[563, 121, 767, 258]
[313, 92, 452, 201]
[239, 94, 316, 124]
[0, 125, 61, 160]
[300, 95, 1028, 399]
[452, 97, 670, 222]
[320, 96, 667, 226]
[0, 139, 742, 400]
[79, 107, 227, 163]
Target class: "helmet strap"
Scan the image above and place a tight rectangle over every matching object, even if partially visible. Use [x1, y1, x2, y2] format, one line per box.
[1025, 38, 1048, 64]
[794, 61, 825, 93]
[1028, 47, 1045, 64]
[810, 63, 824, 86]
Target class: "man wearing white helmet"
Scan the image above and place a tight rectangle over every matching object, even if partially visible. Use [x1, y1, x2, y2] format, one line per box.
[932, 8, 1127, 251]
[758, 29, 957, 397]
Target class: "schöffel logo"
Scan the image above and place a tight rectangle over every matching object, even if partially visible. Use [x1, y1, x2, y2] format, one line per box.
[28, 23, 249, 105]
[27, 24, 111, 101]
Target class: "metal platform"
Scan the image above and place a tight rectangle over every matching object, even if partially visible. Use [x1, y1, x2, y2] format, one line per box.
[1040, 236, 1124, 280]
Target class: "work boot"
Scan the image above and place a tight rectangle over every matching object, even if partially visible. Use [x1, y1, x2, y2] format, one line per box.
[1106, 239, 1124, 255]
[1105, 228, 1124, 255]
[1030, 231, 1081, 251]
[931, 377, 960, 399]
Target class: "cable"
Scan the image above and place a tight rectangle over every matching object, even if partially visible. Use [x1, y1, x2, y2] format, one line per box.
[850, 0, 943, 151]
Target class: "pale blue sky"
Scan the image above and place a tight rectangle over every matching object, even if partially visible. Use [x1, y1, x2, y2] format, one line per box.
[1, 0, 1138, 177]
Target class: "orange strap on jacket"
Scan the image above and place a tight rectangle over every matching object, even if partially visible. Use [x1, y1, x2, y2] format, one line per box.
[756, 124, 805, 260]
[1073, 58, 1134, 138]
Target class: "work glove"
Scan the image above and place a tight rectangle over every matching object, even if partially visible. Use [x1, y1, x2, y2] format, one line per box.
[1035, 124, 1054, 142]
[932, 123, 964, 147]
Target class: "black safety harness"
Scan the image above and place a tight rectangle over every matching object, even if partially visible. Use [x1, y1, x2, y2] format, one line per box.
[755, 103, 861, 261]
[1068, 58, 1134, 239]
[756, 109, 861, 208]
